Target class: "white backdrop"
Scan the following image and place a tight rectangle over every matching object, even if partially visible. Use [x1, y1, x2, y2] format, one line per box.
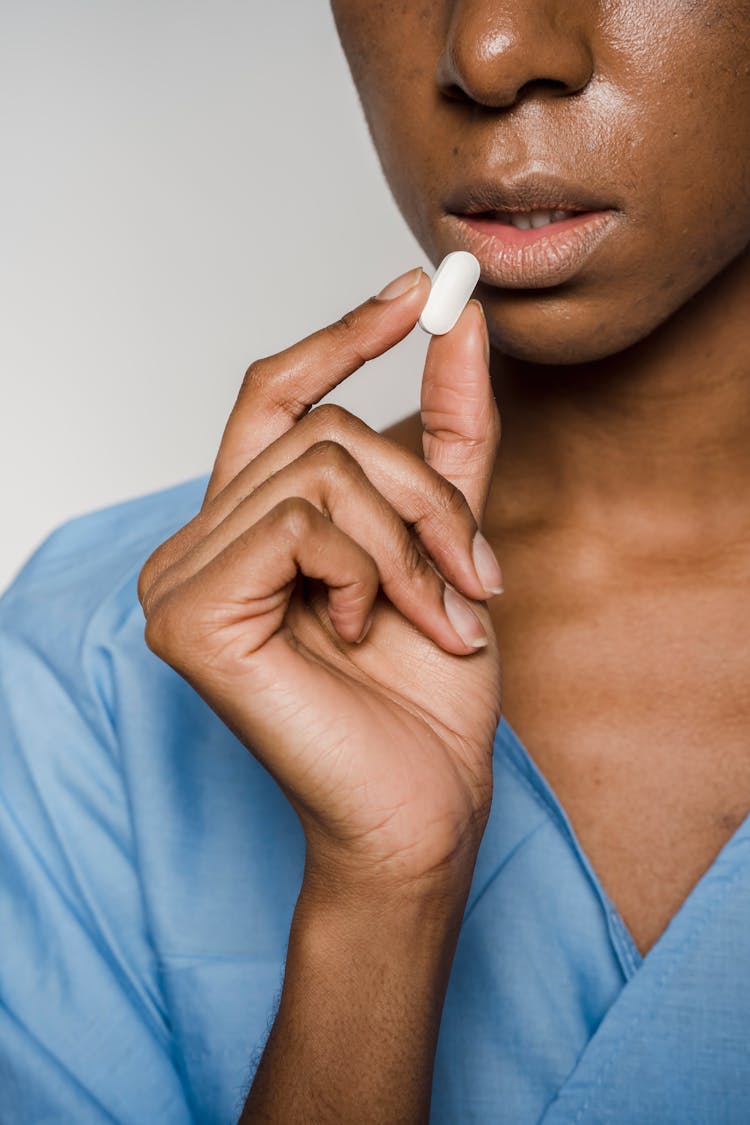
[0, 0, 431, 594]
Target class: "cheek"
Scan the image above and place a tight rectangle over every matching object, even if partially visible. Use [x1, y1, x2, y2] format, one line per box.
[332, 0, 750, 365]
[330, 2, 433, 106]
[330, 1, 441, 238]
[489, 10, 750, 364]
[618, 14, 750, 292]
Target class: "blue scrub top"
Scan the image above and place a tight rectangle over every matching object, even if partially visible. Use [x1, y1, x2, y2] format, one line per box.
[1, 474, 749, 1124]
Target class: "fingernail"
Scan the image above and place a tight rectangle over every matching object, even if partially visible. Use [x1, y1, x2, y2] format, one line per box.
[472, 531, 504, 596]
[470, 299, 490, 365]
[443, 586, 488, 648]
[356, 611, 373, 644]
[375, 266, 423, 301]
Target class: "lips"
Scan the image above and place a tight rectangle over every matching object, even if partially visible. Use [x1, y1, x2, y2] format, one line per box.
[445, 171, 617, 219]
[443, 171, 622, 288]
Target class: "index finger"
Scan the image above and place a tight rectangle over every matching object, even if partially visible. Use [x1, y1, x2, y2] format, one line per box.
[203, 266, 430, 507]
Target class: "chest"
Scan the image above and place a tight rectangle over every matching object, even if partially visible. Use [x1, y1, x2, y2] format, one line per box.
[490, 567, 750, 958]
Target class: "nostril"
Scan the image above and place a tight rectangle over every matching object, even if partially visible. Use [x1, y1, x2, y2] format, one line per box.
[440, 74, 578, 114]
[442, 82, 473, 105]
[516, 76, 578, 102]
[436, 19, 594, 111]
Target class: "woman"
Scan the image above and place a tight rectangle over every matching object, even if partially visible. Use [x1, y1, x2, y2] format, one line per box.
[1, 2, 749, 1122]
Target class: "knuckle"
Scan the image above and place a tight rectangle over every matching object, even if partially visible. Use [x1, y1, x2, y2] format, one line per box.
[433, 478, 470, 521]
[140, 570, 172, 620]
[239, 357, 277, 404]
[137, 528, 198, 615]
[273, 495, 316, 538]
[309, 402, 345, 436]
[138, 578, 155, 619]
[328, 309, 374, 365]
[398, 538, 434, 586]
[143, 591, 185, 659]
[304, 439, 356, 476]
[239, 358, 264, 394]
[309, 402, 359, 440]
[239, 355, 306, 422]
[332, 307, 360, 335]
[137, 565, 154, 611]
[137, 546, 166, 610]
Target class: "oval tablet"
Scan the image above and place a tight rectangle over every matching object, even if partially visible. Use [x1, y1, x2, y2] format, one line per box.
[418, 251, 481, 335]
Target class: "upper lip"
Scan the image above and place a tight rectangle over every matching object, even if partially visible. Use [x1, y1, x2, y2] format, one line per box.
[444, 171, 618, 216]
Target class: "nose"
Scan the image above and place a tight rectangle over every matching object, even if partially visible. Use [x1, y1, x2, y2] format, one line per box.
[436, 0, 595, 109]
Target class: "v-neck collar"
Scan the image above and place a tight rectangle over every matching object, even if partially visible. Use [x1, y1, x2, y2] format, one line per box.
[494, 714, 750, 981]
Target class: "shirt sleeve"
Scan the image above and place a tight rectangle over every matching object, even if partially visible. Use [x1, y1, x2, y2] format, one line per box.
[0, 526, 195, 1124]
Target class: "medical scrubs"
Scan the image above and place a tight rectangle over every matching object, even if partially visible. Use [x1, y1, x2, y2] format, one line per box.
[1, 474, 749, 1123]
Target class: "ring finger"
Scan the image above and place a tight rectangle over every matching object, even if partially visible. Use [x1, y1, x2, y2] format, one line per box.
[146, 440, 488, 654]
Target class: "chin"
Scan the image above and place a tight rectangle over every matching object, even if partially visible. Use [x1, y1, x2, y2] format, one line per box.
[490, 329, 637, 366]
[484, 290, 669, 367]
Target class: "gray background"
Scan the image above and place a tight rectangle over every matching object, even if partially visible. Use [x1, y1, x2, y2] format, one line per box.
[1, 0, 431, 594]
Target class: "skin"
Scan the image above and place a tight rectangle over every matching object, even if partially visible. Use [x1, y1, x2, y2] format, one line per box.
[137, 3, 750, 1116]
[141, 287, 505, 1122]
[331, 0, 750, 544]
[330, 0, 750, 956]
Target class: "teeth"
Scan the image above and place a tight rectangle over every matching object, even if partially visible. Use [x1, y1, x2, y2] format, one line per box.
[489, 209, 577, 229]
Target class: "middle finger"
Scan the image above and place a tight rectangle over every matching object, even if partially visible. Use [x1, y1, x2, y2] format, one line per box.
[166, 403, 501, 604]
[146, 440, 489, 654]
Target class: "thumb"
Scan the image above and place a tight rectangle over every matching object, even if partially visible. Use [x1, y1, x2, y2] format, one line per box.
[420, 299, 501, 524]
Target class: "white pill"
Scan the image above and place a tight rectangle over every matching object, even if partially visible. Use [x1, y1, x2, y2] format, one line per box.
[418, 251, 481, 335]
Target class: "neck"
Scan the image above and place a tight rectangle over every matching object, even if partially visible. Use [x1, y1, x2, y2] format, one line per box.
[486, 249, 750, 550]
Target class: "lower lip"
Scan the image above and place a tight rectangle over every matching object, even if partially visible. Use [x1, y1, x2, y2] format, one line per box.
[445, 210, 618, 288]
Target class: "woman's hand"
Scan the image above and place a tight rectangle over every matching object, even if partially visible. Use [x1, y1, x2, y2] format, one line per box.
[137, 268, 502, 894]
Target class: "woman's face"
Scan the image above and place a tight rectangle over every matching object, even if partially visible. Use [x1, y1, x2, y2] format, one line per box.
[330, 1, 750, 364]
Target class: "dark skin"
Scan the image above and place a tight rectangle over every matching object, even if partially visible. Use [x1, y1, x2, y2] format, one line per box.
[332, 0, 750, 957]
[138, 4, 750, 1117]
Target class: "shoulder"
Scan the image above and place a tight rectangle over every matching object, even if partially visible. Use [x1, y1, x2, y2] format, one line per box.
[0, 473, 210, 654]
[0, 473, 210, 736]
[0, 477, 209, 1125]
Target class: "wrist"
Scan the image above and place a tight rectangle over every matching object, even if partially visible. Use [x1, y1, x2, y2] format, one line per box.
[298, 846, 481, 940]
[244, 839, 474, 1124]
[300, 806, 489, 915]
